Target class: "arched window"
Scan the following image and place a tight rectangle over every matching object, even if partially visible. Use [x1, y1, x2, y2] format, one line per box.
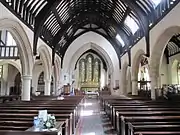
[78, 53, 101, 90]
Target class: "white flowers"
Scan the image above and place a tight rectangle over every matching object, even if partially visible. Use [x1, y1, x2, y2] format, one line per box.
[45, 122, 51, 128]
[44, 114, 56, 129]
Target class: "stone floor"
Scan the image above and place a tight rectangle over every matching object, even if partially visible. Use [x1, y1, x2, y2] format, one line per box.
[75, 97, 117, 135]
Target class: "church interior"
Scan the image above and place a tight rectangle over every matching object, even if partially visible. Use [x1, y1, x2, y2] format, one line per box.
[0, 0, 180, 135]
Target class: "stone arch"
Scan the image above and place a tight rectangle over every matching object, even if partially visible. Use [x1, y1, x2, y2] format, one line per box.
[131, 49, 146, 80]
[32, 60, 43, 93]
[0, 60, 21, 75]
[38, 45, 52, 80]
[0, 62, 21, 95]
[121, 62, 129, 95]
[63, 32, 119, 80]
[150, 26, 180, 77]
[0, 18, 34, 76]
[69, 42, 113, 74]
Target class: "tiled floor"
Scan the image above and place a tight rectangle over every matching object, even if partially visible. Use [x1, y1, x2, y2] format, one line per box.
[75, 97, 117, 135]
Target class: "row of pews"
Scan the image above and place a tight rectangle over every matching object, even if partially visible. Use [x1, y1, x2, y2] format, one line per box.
[0, 95, 84, 135]
[100, 95, 180, 135]
[0, 95, 20, 103]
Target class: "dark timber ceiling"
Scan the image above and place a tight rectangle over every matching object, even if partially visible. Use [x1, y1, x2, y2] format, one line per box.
[166, 34, 180, 57]
[0, 0, 179, 67]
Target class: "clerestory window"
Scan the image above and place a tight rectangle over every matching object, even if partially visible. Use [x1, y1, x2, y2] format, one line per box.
[116, 34, 125, 47]
[150, 0, 162, 8]
[124, 15, 139, 34]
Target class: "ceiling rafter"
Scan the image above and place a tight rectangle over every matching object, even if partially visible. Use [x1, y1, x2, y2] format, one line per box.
[1, 0, 179, 68]
[33, 0, 63, 55]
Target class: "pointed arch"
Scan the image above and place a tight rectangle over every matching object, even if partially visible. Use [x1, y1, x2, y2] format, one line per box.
[131, 49, 146, 79]
[38, 45, 52, 80]
[0, 18, 34, 75]
[150, 26, 180, 77]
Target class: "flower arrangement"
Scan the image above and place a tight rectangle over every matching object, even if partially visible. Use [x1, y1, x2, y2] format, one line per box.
[34, 114, 56, 130]
[44, 114, 56, 129]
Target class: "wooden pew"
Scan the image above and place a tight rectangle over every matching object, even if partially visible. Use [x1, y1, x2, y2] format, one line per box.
[0, 95, 84, 135]
[128, 122, 180, 135]
[135, 131, 180, 135]
[100, 95, 180, 135]
[0, 95, 20, 103]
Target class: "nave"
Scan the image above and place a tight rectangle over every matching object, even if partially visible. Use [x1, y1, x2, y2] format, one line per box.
[2, 92, 180, 135]
[75, 98, 116, 135]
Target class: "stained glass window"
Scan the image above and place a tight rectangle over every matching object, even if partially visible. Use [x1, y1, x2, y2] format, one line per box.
[79, 59, 85, 82]
[94, 59, 100, 82]
[79, 54, 101, 90]
[86, 54, 93, 82]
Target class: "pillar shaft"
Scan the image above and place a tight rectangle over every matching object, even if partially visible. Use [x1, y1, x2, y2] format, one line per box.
[21, 75, 32, 101]
[132, 79, 138, 95]
[151, 77, 158, 100]
[44, 80, 51, 95]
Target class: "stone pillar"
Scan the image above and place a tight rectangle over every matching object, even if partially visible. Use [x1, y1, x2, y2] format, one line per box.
[150, 76, 158, 100]
[132, 79, 138, 95]
[21, 75, 32, 101]
[167, 64, 172, 84]
[44, 79, 51, 95]
[127, 78, 132, 94]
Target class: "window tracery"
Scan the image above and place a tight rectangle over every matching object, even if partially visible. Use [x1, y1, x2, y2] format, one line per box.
[79, 54, 101, 88]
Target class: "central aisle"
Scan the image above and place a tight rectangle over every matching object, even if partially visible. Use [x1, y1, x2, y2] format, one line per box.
[75, 97, 117, 135]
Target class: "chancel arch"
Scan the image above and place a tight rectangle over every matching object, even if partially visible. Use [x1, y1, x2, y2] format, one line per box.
[63, 32, 120, 90]
[67, 42, 113, 93]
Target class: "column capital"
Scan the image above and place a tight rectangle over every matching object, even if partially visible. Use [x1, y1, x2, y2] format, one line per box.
[22, 75, 32, 80]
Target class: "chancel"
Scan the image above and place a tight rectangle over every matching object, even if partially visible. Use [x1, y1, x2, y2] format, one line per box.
[0, 0, 179, 135]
